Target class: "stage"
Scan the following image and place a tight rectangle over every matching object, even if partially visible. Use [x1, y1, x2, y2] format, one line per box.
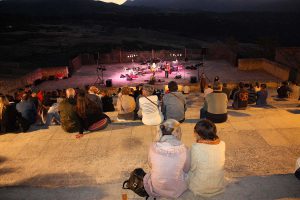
[38, 60, 280, 91]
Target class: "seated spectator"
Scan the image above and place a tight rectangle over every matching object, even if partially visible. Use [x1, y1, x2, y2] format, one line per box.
[58, 88, 81, 133]
[203, 83, 213, 98]
[183, 85, 190, 94]
[295, 157, 300, 180]
[214, 76, 220, 83]
[232, 82, 249, 110]
[245, 83, 257, 104]
[0, 95, 21, 133]
[45, 98, 63, 126]
[221, 83, 231, 100]
[87, 86, 103, 111]
[254, 82, 261, 93]
[289, 81, 300, 100]
[189, 120, 225, 197]
[116, 87, 136, 121]
[16, 93, 37, 125]
[200, 82, 228, 123]
[143, 119, 190, 199]
[133, 85, 142, 101]
[256, 84, 268, 106]
[162, 81, 187, 123]
[100, 89, 115, 112]
[138, 84, 163, 125]
[277, 81, 291, 98]
[75, 91, 110, 138]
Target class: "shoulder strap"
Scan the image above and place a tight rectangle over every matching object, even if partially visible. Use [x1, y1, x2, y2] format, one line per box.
[143, 96, 159, 109]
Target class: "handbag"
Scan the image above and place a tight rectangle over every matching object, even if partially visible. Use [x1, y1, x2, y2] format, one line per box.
[122, 168, 155, 200]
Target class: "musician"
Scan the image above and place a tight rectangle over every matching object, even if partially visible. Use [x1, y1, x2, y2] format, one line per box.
[165, 62, 171, 78]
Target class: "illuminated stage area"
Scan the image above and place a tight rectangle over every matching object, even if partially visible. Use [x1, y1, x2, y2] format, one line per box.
[38, 60, 279, 91]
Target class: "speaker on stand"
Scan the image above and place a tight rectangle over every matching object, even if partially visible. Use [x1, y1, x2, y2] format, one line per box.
[106, 79, 112, 87]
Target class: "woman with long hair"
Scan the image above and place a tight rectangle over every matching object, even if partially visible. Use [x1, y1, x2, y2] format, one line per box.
[0, 95, 23, 133]
[75, 91, 110, 138]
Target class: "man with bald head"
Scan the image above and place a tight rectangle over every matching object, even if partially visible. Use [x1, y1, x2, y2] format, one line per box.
[58, 88, 81, 133]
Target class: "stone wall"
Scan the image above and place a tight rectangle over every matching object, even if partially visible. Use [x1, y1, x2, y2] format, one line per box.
[275, 47, 300, 70]
[0, 66, 68, 94]
[238, 58, 290, 81]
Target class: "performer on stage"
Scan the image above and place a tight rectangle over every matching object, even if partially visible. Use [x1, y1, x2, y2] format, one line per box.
[165, 62, 171, 78]
[200, 73, 207, 93]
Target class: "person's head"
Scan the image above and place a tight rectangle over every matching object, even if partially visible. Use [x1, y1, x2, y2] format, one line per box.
[261, 83, 267, 90]
[239, 82, 245, 89]
[142, 84, 154, 96]
[0, 95, 9, 120]
[214, 76, 220, 82]
[21, 93, 29, 101]
[168, 81, 178, 92]
[244, 83, 250, 89]
[255, 82, 260, 87]
[282, 81, 288, 86]
[213, 81, 222, 92]
[121, 87, 130, 95]
[194, 119, 218, 141]
[101, 89, 109, 97]
[223, 83, 227, 88]
[155, 119, 182, 142]
[89, 86, 99, 95]
[66, 88, 76, 99]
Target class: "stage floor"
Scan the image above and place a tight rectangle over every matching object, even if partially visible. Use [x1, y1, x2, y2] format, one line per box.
[38, 60, 280, 91]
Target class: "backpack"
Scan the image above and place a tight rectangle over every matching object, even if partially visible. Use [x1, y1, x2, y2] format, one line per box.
[122, 168, 155, 200]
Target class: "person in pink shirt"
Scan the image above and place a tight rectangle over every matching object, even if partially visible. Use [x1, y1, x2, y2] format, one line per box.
[143, 119, 190, 199]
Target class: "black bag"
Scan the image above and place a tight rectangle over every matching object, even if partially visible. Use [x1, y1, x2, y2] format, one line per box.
[122, 168, 152, 200]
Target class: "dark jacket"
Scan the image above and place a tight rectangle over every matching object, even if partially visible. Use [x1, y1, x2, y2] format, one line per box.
[101, 95, 115, 112]
[0, 103, 20, 133]
[16, 100, 37, 124]
[87, 94, 103, 112]
[232, 89, 249, 110]
[58, 98, 81, 133]
[277, 85, 291, 98]
[247, 89, 257, 104]
[256, 90, 268, 106]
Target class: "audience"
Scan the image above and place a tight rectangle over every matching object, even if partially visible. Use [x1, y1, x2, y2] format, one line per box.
[295, 157, 300, 180]
[143, 119, 190, 199]
[256, 84, 268, 106]
[87, 86, 103, 111]
[100, 89, 115, 112]
[289, 81, 300, 100]
[221, 83, 231, 100]
[162, 81, 187, 123]
[245, 83, 257, 105]
[138, 84, 163, 125]
[0, 95, 24, 133]
[189, 120, 225, 197]
[75, 91, 110, 138]
[58, 88, 81, 133]
[232, 82, 249, 110]
[203, 83, 213, 98]
[116, 87, 136, 121]
[277, 81, 291, 98]
[16, 93, 37, 125]
[200, 82, 228, 123]
[254, 82, 261, 93]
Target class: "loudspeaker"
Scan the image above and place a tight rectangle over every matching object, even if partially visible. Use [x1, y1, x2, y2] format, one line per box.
[106, 79, 112, 87]
[190, 76, 198, 83]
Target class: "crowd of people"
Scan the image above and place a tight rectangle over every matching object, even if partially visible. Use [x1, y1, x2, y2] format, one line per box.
[0, 77, 300, 198]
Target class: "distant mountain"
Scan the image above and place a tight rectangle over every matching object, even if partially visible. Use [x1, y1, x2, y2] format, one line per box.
[0, 0, 125, 16]
[124, 0, 300, 12]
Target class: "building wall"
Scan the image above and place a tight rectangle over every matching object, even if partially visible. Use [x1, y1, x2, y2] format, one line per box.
[238, 58, 290, 81]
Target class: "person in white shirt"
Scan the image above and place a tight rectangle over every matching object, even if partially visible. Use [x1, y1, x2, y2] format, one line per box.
[139, 84, 164, 125]
[203, 83, 213, 98]
[189, 119, 226, 197]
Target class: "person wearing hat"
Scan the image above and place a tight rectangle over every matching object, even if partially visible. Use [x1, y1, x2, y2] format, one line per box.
[143, 119, 190, 199]
[200, 81, 228, 123]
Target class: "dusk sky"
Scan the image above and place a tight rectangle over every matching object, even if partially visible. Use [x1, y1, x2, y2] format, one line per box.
[99, 0, 126, 5]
